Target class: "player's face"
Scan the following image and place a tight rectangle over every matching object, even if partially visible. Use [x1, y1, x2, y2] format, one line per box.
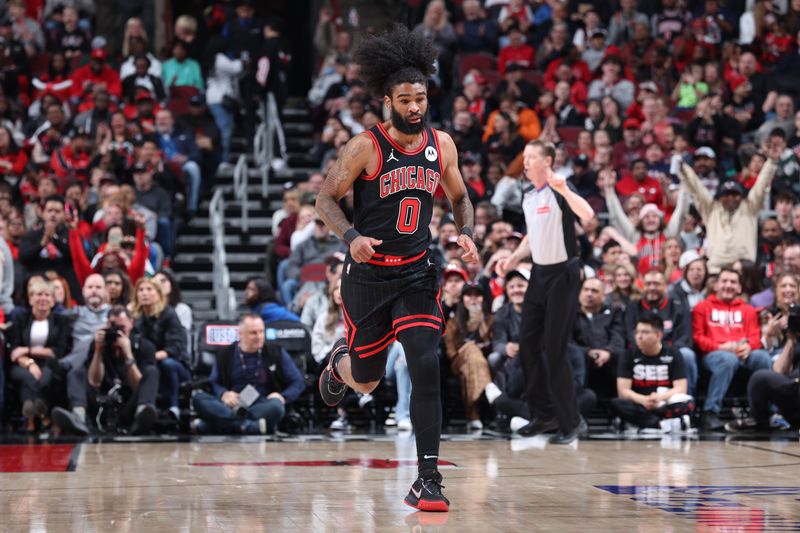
[387, 82, 428, 135]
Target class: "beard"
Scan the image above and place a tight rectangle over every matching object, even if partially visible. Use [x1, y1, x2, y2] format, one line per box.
[391, 105, 426, 135]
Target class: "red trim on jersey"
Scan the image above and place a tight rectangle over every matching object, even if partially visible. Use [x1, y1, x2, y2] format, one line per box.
[432, 129, 445, 177]
[361, 130, 383, 181]
[366, 250, 427, 267]
[392, 314, 442, 327]
[357, 335, 396, 358]
[377, 122, 428, 156]
[354, 329, 396, 353]
[394, 321, 442, 336]
[436, 288, 446, 335]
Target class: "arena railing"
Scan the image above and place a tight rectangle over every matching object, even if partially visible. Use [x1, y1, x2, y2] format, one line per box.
[209, 188, 237, 320]
[254, 92, 286, 198]
[232, 152, 250, 233]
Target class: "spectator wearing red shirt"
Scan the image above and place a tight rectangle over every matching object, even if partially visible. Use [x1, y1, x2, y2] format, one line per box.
[497, 25, 535, 75]
[497, 0, 535, 34]
[70, 48, 122, 103]
[736, 150, 766, 191]
[0, 126, 28, 180]
[616, 158, 664, 208]
[51, 131, 92, 184]
[761, 20, 794, 65]
[691, 268, 771, 430]
[69, 214, 148, 286]
[126, 89, 160, 135]
[544, 55, 592, 90]
[460, 152, 486, 203]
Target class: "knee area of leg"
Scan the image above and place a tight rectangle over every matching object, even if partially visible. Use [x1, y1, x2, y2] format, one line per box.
[353, 380, 380, 394]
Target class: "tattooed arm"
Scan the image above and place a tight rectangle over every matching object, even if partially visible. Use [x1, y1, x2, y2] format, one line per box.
[315, 133, 382, 263]
[436, 130, 479, 263]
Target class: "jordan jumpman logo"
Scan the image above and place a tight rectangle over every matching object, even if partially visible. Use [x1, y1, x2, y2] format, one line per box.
[386, 148, 399, 163]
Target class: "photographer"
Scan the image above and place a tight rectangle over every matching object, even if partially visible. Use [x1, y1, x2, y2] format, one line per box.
[726, 328, 800, 432]
[83, 305, 159, 435]
[192, 313, 305, 435]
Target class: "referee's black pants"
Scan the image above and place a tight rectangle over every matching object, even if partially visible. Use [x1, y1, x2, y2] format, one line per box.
[519, 258, 582, 432]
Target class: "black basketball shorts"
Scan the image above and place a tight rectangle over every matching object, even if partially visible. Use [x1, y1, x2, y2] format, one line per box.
[340, 250, 444, 383]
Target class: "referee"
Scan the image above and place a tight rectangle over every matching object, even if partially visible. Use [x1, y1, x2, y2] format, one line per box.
[498, 140, 595, 444]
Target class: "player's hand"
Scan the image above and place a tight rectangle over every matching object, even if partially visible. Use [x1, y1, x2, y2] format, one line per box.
[458, 234, 479, 263]
[496, 254, 521, 278]
[349, 236, 382, 263]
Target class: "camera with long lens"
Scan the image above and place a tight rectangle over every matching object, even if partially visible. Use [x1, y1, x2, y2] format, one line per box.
[787, 304, 800, 334]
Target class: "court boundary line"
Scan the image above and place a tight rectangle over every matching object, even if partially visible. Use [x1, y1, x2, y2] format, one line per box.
[66, 442, 83, 472]
[733, 442, 800, 459]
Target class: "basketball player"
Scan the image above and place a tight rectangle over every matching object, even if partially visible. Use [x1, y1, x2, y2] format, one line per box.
[315, 25, 478, 512]
[498, 141, 595, 444]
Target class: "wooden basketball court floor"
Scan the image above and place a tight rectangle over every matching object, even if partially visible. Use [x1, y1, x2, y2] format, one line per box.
[2, 432, 800, 532]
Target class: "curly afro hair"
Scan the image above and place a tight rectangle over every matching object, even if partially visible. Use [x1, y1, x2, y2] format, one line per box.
[352, 24, 438, 99]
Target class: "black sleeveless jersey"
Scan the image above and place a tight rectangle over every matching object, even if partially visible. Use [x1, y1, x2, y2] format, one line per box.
[354, 123, 443, 256]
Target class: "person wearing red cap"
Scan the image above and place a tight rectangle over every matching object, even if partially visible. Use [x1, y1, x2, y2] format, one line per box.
[725, 74, 764, 135]
[612, 116, 645, 171]
[441, 262, 468, 321]
[70, 47, 122, 102]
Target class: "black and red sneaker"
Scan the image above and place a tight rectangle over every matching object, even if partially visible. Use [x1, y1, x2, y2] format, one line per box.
[318, 338, 349, 407]
[404, 471, 450, 512]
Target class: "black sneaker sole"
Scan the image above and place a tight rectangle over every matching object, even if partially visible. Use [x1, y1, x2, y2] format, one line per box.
[404, 494, 450, 512]
[518, 418, 559, 437]
[131, 406, 157, 435]
[318, 341, 349, 407]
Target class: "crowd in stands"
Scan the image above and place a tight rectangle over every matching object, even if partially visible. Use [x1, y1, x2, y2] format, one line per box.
[3, 0, 800, 437]
[0, 0, 298, 435]
[288, 0, 800, 433]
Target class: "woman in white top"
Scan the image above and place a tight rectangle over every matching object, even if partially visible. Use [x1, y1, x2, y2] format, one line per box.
[311, 278, 345, 364]
[7, 278, 71, 432]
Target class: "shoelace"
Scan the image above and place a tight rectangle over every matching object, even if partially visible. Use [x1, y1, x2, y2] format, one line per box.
[422, 477, 445, 495]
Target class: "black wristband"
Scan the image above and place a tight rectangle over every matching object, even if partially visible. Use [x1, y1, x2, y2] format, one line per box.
[459, 226, 473, 239]
[343, 228, 361, 246]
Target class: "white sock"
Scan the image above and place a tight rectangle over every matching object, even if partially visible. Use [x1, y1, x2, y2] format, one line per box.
[72, 406, 86, 423]
[484, 382, 502, 404]
[169, 406, 181, 419]
[510, 417, 530, 432]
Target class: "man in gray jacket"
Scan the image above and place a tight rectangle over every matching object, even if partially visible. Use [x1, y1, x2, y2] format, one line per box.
[0, 237, 13, 316]
[51, 273, 110, 435]
[281, 219, 347, 304]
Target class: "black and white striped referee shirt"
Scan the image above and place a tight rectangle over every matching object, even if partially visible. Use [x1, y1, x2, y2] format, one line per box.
[522, 183, 578, 266]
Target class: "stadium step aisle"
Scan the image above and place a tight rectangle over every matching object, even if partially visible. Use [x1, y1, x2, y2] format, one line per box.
[173, 98, 314, 323]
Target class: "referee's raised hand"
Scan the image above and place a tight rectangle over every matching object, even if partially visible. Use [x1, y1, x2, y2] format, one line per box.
[349, 236, 383, 263]
[546, 172, 568, 194]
